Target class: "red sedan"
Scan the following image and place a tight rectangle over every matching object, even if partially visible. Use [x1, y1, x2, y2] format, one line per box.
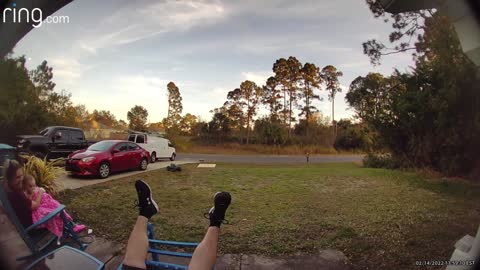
[66, 140, 150, 179]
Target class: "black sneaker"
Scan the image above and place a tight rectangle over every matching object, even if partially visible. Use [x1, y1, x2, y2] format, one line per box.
[205, 191, 231, 227]
[134, 180, 158, 219]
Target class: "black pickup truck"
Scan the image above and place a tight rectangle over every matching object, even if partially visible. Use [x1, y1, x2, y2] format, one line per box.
[16, 126, 95, 159]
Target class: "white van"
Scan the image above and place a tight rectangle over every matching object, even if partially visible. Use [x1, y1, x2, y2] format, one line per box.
[127, 133, 176, 163]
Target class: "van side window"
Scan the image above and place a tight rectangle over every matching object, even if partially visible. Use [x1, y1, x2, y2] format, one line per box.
[136, 135, 145, 144]
[128, 135, 136, 142]
[168, 141, 174, 147]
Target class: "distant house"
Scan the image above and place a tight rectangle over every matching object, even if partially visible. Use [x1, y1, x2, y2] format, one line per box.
[83, 120, 127, 140]
[148, 122, 166, 136]
[147, 130, 166, 137]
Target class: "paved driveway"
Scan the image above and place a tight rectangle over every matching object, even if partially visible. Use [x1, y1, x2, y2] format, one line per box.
[59, 160, 195, 190]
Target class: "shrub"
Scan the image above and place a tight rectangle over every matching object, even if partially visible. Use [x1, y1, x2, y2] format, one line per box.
[334, 120, 372, 151]
[363, 153, 402, 169]
[23, 156, 63, 195]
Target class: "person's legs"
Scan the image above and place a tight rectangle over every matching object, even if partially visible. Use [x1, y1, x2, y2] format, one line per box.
[122, 216, 149, 268]
[188, 227, 220, 270]
[189, 192, 231, 270]
[122, 180, 159, 270]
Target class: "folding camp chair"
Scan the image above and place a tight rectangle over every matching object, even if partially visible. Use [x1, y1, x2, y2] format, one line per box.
[0, 181, 88, 261]
[117, 223, 203, 270]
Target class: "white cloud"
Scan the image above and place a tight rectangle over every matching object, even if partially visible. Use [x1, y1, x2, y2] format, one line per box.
[210, 87, 228, 96]
[115, 75, 170, 92]
[301, 42, 353, 53]
[241, 71, 273, 85]
[50, 58, 87, 85]
[171, 66, 185, 72]
[78, 42, 97, 54]
[227, 0, 364, 19]
[333, 90, 355, 120]
[236, 38, 354, 55]
[78, 0, 226, 53]
[237, 43, 282, 54]
[339, 61, 370, 69]
[138, 1, 225, 28]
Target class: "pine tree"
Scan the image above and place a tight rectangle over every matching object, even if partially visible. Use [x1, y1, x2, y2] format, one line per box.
[165, 82, 183, 132]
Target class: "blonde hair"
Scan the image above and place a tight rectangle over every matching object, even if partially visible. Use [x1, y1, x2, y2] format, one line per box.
[22, 174, 35, 188]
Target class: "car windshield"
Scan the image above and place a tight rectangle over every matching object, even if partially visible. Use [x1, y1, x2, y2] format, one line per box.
[39, 128, 50, 136]
[88, 141, 117, 152]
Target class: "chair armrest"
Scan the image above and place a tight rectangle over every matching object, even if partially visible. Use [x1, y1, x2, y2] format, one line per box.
[25, 205, 66, 232]
[148, 239, 199, 247]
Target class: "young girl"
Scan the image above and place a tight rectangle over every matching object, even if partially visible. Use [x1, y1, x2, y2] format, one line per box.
[23, 175, 86, 238]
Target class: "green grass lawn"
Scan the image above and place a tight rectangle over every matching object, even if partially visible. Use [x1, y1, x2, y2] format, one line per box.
[59, 163, 480, 270]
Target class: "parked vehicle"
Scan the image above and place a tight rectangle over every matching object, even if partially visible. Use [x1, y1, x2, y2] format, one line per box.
[65, 140, 150, 179]
[0, 144, 17, 175]
[16, 126, 95, 160]
[127, 132, 176, 163]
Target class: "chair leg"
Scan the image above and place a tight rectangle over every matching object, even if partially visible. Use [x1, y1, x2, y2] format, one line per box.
[147, 223, 159, 262]
[61, 212, 88, 250]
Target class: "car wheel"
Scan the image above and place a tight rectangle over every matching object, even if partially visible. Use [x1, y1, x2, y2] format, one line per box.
[139, 158, 148, 171]
[98, 162, 110, 179]
[170, 153, 176, 161]
[150, 152, 156, 163]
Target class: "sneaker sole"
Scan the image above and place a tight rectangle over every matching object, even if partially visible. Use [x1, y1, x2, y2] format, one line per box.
[138, 180, 159, 213]
[209, 192, 231, 225]
[214, 191, 231, 208]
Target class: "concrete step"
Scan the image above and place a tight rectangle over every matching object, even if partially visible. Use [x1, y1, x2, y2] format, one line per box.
[104, 250, 350, 270]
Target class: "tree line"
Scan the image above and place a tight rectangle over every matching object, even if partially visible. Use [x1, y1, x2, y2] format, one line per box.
[347, 2, 480, 177]
[214, 59, 345, 144]
[178, 59, 354, 149]
[0, 56, 193, 135]
[0, 56, 136, 143]
[127, 63, 363, 152]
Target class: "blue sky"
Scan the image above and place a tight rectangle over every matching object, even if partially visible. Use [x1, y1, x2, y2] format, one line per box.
[13, 0, 414, 123]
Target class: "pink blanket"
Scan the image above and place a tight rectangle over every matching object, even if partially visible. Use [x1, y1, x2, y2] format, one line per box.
[31, 188, 72, 237]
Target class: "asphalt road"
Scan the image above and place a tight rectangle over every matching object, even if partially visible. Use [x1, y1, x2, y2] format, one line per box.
[178, 153, 364, 164]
